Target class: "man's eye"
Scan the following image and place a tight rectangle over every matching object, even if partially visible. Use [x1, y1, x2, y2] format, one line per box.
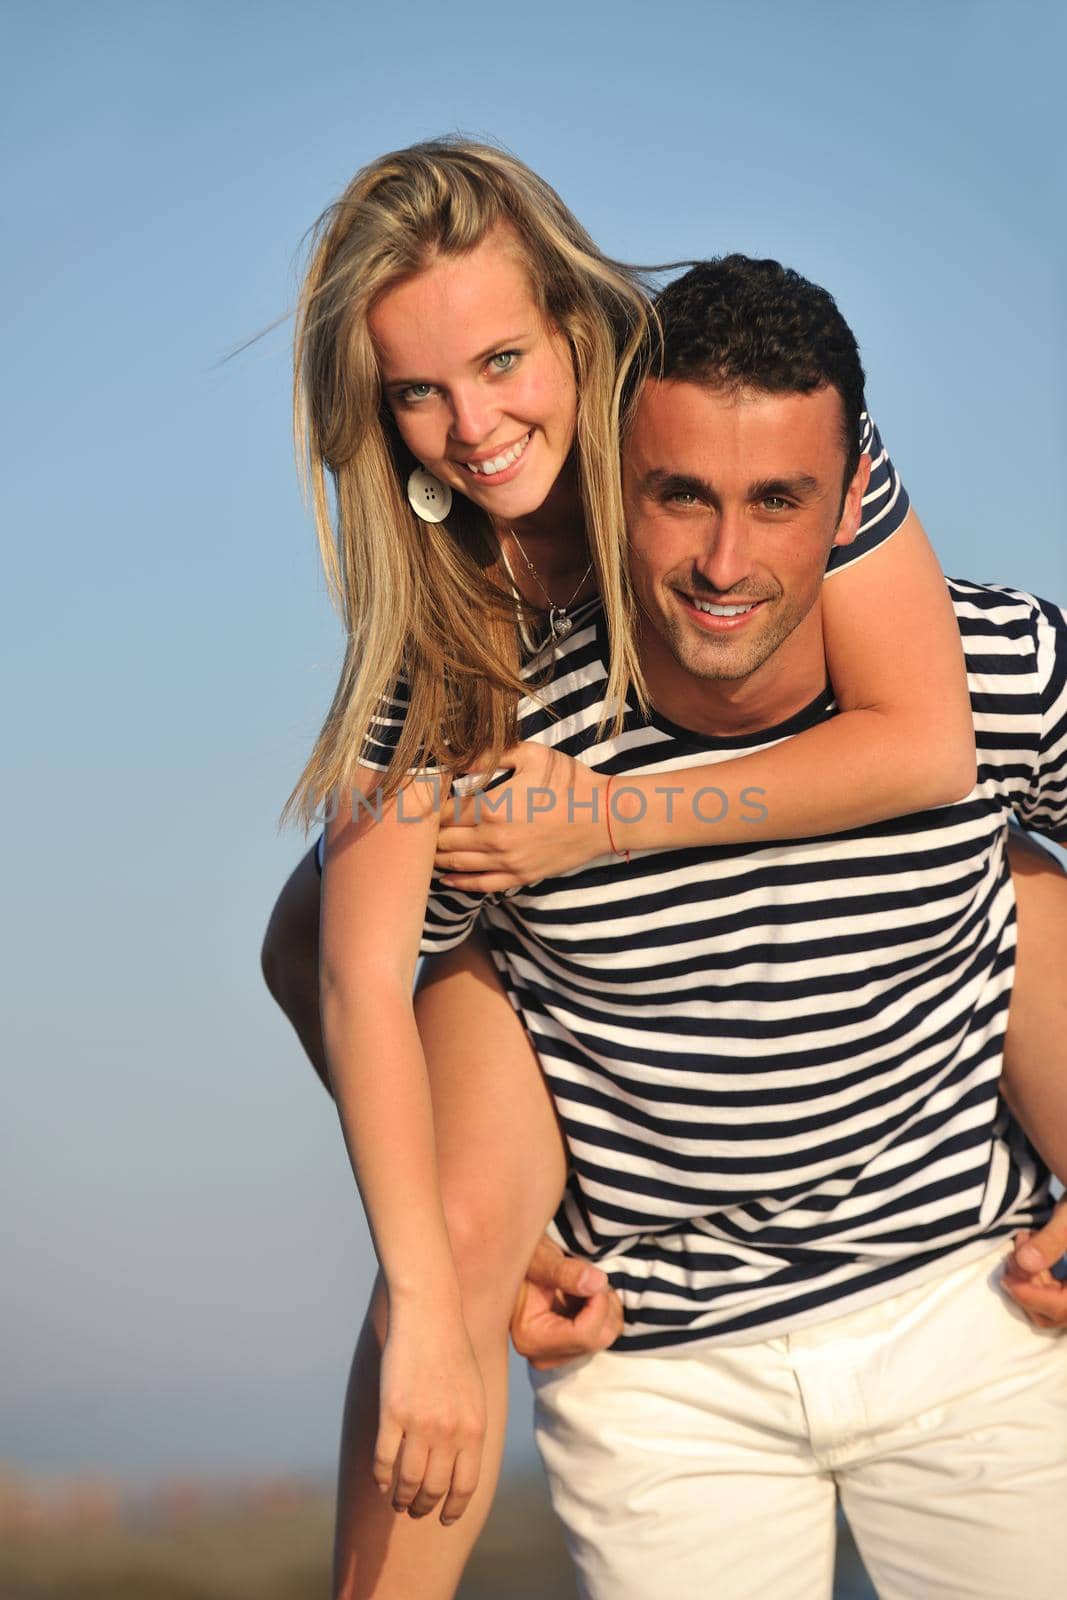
[668, 491, 699, 506]
[488, 351, 520, 374]
[762, 496, 790, 511]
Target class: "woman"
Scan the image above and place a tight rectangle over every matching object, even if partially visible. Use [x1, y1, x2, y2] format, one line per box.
[265, 138, 1061, 1599]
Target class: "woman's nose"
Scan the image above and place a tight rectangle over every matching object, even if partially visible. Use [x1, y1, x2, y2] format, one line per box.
[448, 385, 498, 447]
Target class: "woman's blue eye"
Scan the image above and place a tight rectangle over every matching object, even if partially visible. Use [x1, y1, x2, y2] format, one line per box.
[488, 351, 519, 373]
[401, 382, 434, 403]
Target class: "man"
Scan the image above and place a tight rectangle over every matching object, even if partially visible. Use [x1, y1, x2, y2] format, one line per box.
[265, 258, 1067, 1595]
[419, 258, 1067, 1595]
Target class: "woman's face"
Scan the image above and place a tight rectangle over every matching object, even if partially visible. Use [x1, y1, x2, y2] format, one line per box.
[369, 227, 579, 524]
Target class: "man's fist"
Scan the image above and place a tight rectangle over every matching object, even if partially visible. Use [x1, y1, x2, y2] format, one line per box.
[1002, 1195, 1067, 1329]
[510, 1237, 624, 1370]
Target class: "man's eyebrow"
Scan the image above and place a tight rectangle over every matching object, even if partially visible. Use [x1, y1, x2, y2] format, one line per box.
[748, 475, 820, 499]
[382, 333, 531, 388]
[643, 469, 716, 498]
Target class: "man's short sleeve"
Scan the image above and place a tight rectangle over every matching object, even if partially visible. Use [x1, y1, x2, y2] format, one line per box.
[420, 877, 485, 957]
[825, 413, 911, 577]
[1016, 596, 1067, 836]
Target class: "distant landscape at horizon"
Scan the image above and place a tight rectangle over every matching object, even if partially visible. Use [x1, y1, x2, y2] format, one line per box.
[0, 1461, 879, 1600]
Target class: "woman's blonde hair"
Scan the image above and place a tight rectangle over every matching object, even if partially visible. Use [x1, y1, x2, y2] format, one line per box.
[280, 137, 653, 831]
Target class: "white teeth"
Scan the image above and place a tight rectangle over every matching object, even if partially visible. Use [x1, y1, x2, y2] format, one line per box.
[691, 600, 757, 616]
[464, 432, 530, 476]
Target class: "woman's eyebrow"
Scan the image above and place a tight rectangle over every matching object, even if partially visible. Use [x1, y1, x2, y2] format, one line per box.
[470, 331, 530, 363]
[383, 332, 532, 387]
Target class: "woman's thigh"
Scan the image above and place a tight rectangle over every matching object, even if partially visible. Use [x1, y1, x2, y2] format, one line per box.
[415, 929, 567, 1289]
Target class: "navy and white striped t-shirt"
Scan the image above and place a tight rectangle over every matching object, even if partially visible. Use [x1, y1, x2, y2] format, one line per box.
[418, 581, 1067, 1352]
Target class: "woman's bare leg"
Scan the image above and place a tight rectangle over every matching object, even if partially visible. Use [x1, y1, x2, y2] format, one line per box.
[1003, 831, 1067, 1181]
[332, 930, 567, 1600]
[261, 854, 565, 1592]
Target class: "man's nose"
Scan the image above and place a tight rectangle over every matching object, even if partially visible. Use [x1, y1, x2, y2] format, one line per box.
[448, 385, 498, 447]
[693, 509, 752, 594]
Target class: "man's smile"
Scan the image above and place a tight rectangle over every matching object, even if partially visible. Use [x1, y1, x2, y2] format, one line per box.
[674, 591, 768, 632]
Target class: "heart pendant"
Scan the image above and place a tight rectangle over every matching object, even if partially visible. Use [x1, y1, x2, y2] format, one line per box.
[550, 609, 573, 639]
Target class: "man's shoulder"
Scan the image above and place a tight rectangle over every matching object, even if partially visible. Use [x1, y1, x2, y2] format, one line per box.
[949, 577, 1066, 670]
[948, 575, 1056, 624]
[951, 580, 1066, 827]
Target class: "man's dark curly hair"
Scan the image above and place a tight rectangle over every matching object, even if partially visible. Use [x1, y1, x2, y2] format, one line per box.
[652, 255, 867, 494]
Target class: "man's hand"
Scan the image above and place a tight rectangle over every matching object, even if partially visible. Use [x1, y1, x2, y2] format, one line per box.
[1002, 1196, 1067, 1329]
[510, 1237, 623, 1370]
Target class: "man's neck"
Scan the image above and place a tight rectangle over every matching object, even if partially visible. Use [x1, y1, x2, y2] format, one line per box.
[636, 605, 831, 738]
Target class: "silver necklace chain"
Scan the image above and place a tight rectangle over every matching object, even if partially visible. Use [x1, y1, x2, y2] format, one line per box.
[505, 529, 593, 641]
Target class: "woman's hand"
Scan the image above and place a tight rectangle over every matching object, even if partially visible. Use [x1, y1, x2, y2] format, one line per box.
[375, 1307, 488, 1524]
[435, 742, 611, 891]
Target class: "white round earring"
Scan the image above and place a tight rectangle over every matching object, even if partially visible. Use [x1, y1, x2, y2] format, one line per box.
[407, 467, 453, 523]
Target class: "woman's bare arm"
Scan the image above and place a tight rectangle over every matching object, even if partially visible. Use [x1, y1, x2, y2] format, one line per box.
[319, 771, 485, 1524]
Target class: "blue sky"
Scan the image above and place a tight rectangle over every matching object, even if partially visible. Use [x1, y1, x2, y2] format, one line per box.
[3, 0, 1064, 1482]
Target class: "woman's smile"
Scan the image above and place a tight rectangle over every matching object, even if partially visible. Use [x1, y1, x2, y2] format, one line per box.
[459, 429, 532, 478]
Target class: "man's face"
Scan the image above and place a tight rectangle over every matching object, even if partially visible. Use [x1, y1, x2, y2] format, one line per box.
[623, 379, 870, 722]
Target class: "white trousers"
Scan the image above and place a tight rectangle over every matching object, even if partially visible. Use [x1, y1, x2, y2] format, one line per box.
[530, 1248, 1067, 1599]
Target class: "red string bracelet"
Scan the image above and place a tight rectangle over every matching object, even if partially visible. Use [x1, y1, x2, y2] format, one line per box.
[604, 773, 631, 864]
